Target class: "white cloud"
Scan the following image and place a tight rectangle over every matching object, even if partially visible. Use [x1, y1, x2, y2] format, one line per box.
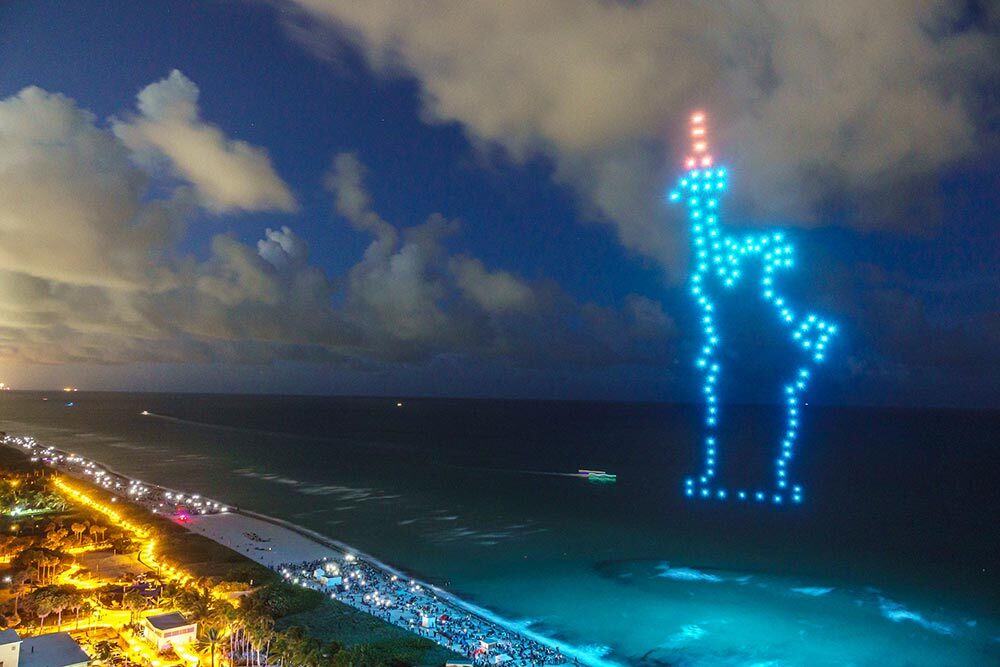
[0, 86, 181, 289]
[113, 70, 297, 213]
[0, 80, 672, 372]
[323, 150, 674, 363]
[450, 256, 535, 314]
[258, 225, 310, 269]
[281, 0, 999, 271]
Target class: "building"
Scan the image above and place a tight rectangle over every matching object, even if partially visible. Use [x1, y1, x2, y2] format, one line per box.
[0, 631, 89, 667]
[142, 612, 197, 651]
[0, 629, 20, 667]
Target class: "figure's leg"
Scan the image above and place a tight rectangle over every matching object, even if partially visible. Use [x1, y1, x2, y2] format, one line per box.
[685, 305, 724, 500]
[773, 367, 810, 504]
[772, 316, 836, 504]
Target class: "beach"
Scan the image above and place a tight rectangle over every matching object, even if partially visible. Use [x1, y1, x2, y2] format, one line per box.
[2, 434, 604, 667]
[2, 395, 995, 667]
[186, 512, 329, 566]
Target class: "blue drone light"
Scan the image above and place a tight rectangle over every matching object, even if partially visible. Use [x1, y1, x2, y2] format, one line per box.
[667, 111, 840, 505]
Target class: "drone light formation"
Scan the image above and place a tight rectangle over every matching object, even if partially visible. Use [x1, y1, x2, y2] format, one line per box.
[667, 112, 839, 505]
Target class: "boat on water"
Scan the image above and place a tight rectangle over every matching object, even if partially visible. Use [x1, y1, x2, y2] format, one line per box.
[578, 469, 617, 483]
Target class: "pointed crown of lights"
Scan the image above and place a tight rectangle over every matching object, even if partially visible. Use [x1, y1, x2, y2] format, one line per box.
[686, 112, 714, 170]
[666, 111, 841, 506]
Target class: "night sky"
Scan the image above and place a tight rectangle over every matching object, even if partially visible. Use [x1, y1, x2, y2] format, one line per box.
[0, 0, 997, 406]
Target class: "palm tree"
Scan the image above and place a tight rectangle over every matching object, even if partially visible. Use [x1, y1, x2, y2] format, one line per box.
[177, 588, 216, 623]
[0, 535, 16, 559]
[196, 625, 227, 667]
[34, 597, 53, 630]
[46, 529, 68, 552]
[11, 570, 30, 615]
[93, 640, 118, 662]
[74, 599, 92, 630]
[21, 549, 42, 583]
[269, 630, 291, 667]
[246, 614, 275, 667]
[70, 522, 85, 544]
[299, 642, 322, 667]
[42, 555, 61, 584]
[50, 593, 69, 631]
[123, 590, 148, 624]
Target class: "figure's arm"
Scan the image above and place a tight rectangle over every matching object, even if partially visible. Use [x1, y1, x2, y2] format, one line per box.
[732, 234, 838, 363]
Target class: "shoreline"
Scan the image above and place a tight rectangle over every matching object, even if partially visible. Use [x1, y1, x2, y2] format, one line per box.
[0, 434, 619, 667]
[233, 509, 617, 666]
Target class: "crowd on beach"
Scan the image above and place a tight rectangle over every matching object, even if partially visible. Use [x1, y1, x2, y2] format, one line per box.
[278, 557, 570, 666]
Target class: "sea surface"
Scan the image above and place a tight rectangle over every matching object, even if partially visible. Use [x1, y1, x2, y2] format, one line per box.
[1, 392, 997, 666]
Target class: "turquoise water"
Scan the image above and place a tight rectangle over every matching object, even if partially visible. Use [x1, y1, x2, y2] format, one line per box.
[1, 392, 997, 665]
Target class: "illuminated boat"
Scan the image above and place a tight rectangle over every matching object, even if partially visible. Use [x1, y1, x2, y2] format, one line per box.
[578, 469, 617, 483]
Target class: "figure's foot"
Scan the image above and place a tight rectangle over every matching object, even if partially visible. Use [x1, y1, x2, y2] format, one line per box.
[685, 478, 804, 504]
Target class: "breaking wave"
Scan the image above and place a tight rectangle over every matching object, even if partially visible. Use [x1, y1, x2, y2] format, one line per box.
[879, 597, 954, 636]
[791, 586, 835, 596]
[657, 563, 724, 583]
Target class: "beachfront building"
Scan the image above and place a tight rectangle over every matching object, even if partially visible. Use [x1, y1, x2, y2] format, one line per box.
[0, 629, 19, 667]
[142, 612, 197, 651]
[0, 630, 90, 667]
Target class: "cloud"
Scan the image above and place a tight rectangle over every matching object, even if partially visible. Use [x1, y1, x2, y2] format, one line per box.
[258, 226, 311, 270]
[280, 0, 999, 271]
[113, 70, 297, 213]
[450, 256, 536, 314]
[0, 79, 672, 376]
[810, 257, 999, 405]
[0, 86, 181, 289]
[324, 151, 674, 364]
[324, 152, 392, 234]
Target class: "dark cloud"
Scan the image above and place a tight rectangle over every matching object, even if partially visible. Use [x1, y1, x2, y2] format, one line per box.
[820, 260, 999, 405]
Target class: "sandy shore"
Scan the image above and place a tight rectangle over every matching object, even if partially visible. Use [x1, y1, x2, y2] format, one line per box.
[186, 511, 330, 567]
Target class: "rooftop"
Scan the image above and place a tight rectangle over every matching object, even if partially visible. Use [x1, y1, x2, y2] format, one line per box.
[145, 612, 194, 631]
[0, 629, 19, 646]
[20, 632, 89, 667]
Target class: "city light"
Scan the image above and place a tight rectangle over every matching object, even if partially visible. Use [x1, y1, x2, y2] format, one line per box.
[668, 112, 840, 505]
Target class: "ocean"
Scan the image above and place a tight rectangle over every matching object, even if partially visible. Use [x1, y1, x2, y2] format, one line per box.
[1, 392, 997, 666]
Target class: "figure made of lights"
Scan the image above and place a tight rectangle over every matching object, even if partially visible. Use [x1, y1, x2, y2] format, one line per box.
[667, 112, 839, 505]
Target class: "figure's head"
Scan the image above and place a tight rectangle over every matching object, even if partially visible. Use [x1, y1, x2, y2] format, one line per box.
[667, 111, 728, 215]
[667, 112, 730, 278]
